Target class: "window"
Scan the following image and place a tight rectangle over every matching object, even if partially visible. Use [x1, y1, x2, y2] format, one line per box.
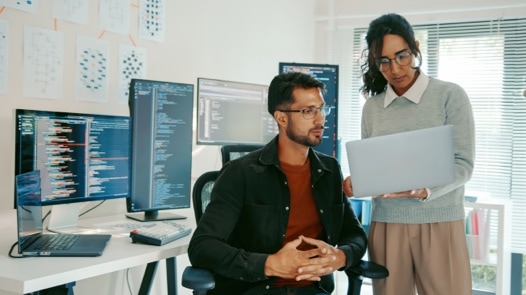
[336, 17, 526, 293]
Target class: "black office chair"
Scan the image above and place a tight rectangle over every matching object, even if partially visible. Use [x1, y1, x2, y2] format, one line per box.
[182, 169, 388, 295]
[220, 144, 264, 166]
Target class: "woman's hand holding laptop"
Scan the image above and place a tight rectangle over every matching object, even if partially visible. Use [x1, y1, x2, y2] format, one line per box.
[376, 188, 427, 200]
[343, 176, 428, 200]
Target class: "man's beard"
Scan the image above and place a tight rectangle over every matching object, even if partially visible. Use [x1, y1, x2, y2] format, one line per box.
[286, 124, 324, 147]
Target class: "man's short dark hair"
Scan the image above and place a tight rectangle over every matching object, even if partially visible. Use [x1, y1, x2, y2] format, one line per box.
[267, 72, 326, 116]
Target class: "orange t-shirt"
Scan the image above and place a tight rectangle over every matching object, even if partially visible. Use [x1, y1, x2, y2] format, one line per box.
[273, 159, 323, 288]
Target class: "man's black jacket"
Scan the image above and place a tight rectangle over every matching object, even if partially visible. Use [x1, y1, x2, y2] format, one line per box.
[188, 137, 367, 294]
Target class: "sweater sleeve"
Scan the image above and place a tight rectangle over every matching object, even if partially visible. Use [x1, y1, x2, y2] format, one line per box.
[426, 82, 475, 200]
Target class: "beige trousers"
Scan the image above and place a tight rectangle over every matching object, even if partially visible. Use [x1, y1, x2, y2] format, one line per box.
[368, 220, 472, 295]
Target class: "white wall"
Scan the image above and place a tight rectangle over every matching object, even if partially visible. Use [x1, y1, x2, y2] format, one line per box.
[313, 0, 526, 62]
[0, 1, 316, 294]
[315, 0, 526, 25]
[0, 0, 317, 215]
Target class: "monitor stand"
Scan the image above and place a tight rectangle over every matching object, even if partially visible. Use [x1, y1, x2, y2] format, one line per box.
[125, 210, 187, 222]
[47, 203, 93, 233]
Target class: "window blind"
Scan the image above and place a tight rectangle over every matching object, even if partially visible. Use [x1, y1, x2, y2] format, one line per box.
[334, 18, 526, 253]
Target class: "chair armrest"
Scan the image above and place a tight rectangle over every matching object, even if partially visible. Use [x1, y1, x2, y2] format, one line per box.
[346, 259, 389, 279]
[182, 266, 215, 291]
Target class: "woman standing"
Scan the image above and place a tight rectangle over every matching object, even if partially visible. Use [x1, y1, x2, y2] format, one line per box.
[343, 13, 475, 295]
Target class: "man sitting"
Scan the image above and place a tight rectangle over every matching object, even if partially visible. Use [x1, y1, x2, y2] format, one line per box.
[188, 72, 367, 295]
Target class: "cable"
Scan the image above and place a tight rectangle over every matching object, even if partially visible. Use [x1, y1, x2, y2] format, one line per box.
[42, 209, 51, 222]
[79, 200, 105, 217]
[46, 226, 63, 234]
[125, 268, 133, 295]
[8, 242, 24, 258]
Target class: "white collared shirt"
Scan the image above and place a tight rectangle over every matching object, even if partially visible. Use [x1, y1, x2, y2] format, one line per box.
[384, 71, 430, 108]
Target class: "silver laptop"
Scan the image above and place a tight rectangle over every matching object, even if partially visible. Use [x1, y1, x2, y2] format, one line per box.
[16, 170, 111, 257]
[345, 125, 456, 197]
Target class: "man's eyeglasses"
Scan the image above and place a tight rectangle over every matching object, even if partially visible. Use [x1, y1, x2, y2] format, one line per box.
[376, 50, 413, 72]
[279, 106, 331, 119]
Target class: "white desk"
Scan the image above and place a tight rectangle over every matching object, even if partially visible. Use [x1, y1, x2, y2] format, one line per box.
[0, 210, 194, 295]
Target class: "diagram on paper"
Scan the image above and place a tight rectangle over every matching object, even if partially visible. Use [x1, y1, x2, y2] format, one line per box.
[1, 0, 39, 14]
[118, 44, 147, 103]
[52, 0, 89, 25]
[99, 0, 130, 35]
[23, 26, 64, 99]
[139, 0, 165, 43]
[75, 36, 109, 102]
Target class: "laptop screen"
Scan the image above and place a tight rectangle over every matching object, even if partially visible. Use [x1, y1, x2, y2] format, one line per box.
[345, 125, 455, 197]
[16, 170, 43, 250]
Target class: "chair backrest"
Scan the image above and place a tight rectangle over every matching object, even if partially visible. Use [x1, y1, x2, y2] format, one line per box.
[220, 144, 263, 166]
[192, 170, 221, 224]
[192, 145, 262, 224]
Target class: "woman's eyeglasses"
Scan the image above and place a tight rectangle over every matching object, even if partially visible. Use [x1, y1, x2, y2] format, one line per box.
[376, 50, 413, 72]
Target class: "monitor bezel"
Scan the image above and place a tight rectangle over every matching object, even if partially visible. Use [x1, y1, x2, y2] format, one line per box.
[125, 78, 194, 222]
[14, 108, 132, 208]
[195, 77, 276, 146]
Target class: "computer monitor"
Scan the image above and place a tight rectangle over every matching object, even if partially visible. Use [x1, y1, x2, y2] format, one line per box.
[196, 77, 278, 145]
[14, 109, 131, 230]
[126, 78, 194, 222]
[279, 62, 339, 159]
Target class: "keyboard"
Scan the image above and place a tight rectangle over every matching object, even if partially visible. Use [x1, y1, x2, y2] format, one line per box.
[129, 222, 192, 246]
[100, 221, 159, 232]
[35, 234, 79, 250]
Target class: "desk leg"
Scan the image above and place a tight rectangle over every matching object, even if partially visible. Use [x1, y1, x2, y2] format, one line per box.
[138, 258, 177, 295]
[166, 257, 177, 295]
[138, 261, 158, 295]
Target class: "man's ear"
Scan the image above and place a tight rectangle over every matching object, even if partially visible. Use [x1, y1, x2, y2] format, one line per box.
[274, 111, 287, 128]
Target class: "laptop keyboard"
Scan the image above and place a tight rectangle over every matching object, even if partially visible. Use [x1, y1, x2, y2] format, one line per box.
[34, 234, 79, 250]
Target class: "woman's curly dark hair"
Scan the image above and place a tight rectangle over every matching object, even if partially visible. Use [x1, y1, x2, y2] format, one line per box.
[360, 13, 422, 97]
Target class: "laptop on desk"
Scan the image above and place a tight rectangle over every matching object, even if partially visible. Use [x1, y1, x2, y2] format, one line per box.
[345, 125, 456, 198]
[15, 170, 111, 257]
